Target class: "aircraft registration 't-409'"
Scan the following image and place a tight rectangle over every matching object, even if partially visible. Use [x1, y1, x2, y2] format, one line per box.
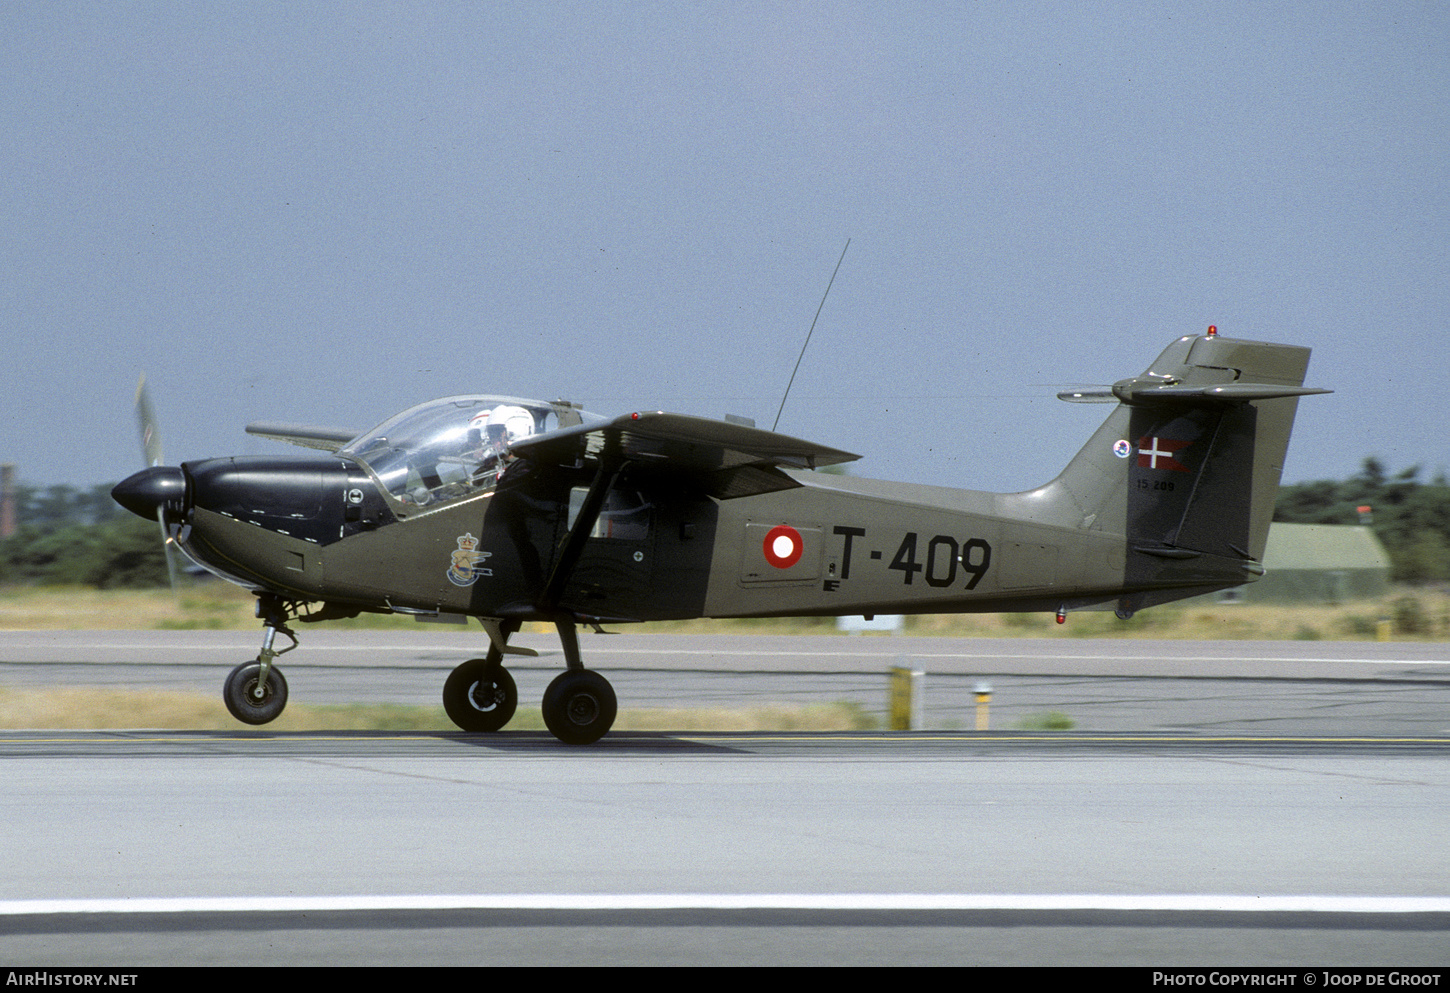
[113, 328, 1328, 744]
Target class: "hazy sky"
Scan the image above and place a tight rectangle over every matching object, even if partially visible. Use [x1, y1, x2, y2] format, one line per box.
[3, 2, 1446, 495]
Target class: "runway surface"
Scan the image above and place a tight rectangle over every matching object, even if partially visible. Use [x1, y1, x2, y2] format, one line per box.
[2, 631, 1449, 966]
[5, 629, 1450, 734]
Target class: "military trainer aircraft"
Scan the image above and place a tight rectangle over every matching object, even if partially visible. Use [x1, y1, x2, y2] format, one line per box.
[113, 327, 1327, 743]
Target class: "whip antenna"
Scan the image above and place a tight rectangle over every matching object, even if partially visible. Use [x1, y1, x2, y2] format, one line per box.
[773, 239, 850, 432]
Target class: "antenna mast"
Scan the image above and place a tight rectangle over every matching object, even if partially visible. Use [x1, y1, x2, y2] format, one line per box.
[773, 239, 850, 432]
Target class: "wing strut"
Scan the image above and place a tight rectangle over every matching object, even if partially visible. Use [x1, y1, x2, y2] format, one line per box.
[538, 438, 627, 618]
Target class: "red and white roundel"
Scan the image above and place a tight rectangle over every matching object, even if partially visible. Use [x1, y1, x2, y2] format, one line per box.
[762, 525, 804, 569]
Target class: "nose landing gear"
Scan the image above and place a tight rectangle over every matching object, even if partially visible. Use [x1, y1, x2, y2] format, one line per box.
[223, 594, 298, 726]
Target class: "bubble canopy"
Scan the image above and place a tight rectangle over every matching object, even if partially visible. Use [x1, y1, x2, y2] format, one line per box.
[338, 395, 599, 507]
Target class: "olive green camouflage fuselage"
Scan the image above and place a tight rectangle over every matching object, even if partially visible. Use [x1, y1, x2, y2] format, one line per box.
[168, 333, 1323, 627]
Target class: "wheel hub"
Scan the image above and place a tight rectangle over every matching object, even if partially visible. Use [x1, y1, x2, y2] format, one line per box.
[468, 679, 503, 711]
[566, 691, 599, 725]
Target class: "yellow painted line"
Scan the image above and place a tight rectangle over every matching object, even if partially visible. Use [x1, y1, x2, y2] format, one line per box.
[0, 733, 430, 744]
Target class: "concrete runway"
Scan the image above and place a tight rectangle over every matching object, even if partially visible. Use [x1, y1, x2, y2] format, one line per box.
[4, 629, 1450, 733]
[2, 631, 1449, 966]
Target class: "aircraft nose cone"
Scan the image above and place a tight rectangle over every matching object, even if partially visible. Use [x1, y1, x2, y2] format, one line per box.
[112, 466, 186, 520]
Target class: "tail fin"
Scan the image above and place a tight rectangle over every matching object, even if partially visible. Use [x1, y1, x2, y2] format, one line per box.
[1021, 332, 1328, 608]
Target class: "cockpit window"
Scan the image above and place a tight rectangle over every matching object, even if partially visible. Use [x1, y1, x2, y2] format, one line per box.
[339, 396, 593, 509]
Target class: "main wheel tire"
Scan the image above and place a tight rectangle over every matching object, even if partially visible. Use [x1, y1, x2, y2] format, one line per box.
[541, 669, 617, 745]
[443, 658, 518, 732]
[223, 661, 289, 725]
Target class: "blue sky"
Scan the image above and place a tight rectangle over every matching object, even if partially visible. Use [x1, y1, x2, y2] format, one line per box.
[3, 2, 1446, 493]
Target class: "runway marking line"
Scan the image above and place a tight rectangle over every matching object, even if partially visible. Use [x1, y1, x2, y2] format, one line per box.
[1, 732, 1448, 746]
[2, 727, 1450, 742]
[3, 894, 1450, 916]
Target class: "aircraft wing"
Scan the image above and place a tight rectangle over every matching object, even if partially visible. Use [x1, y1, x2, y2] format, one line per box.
[510, 412, 861, 499]
[245, 421, 361, 453]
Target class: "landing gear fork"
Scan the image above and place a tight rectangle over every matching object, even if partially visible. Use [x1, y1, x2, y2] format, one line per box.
[254, 594, 299, 691]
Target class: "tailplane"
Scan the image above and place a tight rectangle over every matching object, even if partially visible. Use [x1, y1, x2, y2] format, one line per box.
[1021, 329, 1329, 609]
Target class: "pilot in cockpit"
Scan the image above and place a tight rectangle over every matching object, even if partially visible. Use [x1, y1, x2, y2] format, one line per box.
[467, 404, 536, 484]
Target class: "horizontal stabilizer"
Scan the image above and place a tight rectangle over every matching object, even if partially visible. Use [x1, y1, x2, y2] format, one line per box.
[1056, 388, 1117, 404]
[1112, 381, 1332, 405]
[1036, 333, 1327, 584]
[245, 421, 360, 452]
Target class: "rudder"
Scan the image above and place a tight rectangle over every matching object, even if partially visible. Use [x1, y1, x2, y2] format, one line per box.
[1020, 331, 1327, 608]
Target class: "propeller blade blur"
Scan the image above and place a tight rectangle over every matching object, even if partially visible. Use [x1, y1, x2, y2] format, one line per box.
[130, 376, 179, 590]
[136, 375, 164, 467]
[156, 507, 178, 589]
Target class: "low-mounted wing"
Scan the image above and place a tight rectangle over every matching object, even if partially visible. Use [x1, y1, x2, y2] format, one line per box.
[510, 411, 861, 499]
[245, 421, 361, 453]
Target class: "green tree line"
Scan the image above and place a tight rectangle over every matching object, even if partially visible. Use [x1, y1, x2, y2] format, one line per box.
[1273, 458, 1450, 583]
[0, 483, 171, 587]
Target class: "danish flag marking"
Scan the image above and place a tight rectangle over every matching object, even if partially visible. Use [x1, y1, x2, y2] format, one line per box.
[1137, 436, 1191, 472]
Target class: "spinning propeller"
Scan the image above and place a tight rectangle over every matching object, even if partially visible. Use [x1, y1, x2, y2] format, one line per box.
[113, 376, 183, 589]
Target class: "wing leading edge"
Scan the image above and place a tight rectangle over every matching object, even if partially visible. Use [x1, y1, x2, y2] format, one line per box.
[509, 411, 861, 499]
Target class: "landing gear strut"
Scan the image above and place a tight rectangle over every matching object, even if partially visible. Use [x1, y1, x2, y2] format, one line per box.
[540, 617, 616, 745]
[224, 594, 297, 725]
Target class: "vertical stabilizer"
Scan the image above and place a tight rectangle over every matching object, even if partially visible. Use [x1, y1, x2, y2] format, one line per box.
[1010, 332, 1326, 607]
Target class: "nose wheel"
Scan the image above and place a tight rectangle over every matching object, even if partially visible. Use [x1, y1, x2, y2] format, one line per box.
[223, 661, 289, 725]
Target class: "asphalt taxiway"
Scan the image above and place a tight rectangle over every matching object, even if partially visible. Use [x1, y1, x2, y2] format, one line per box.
[2, 631, 1448, 966]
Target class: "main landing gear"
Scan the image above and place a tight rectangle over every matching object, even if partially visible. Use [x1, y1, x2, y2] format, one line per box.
[221, 597, 616, 744]
[442, 655, 518, 732]
[442, 616, 617, 745]
[443, 617, 525, 732]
